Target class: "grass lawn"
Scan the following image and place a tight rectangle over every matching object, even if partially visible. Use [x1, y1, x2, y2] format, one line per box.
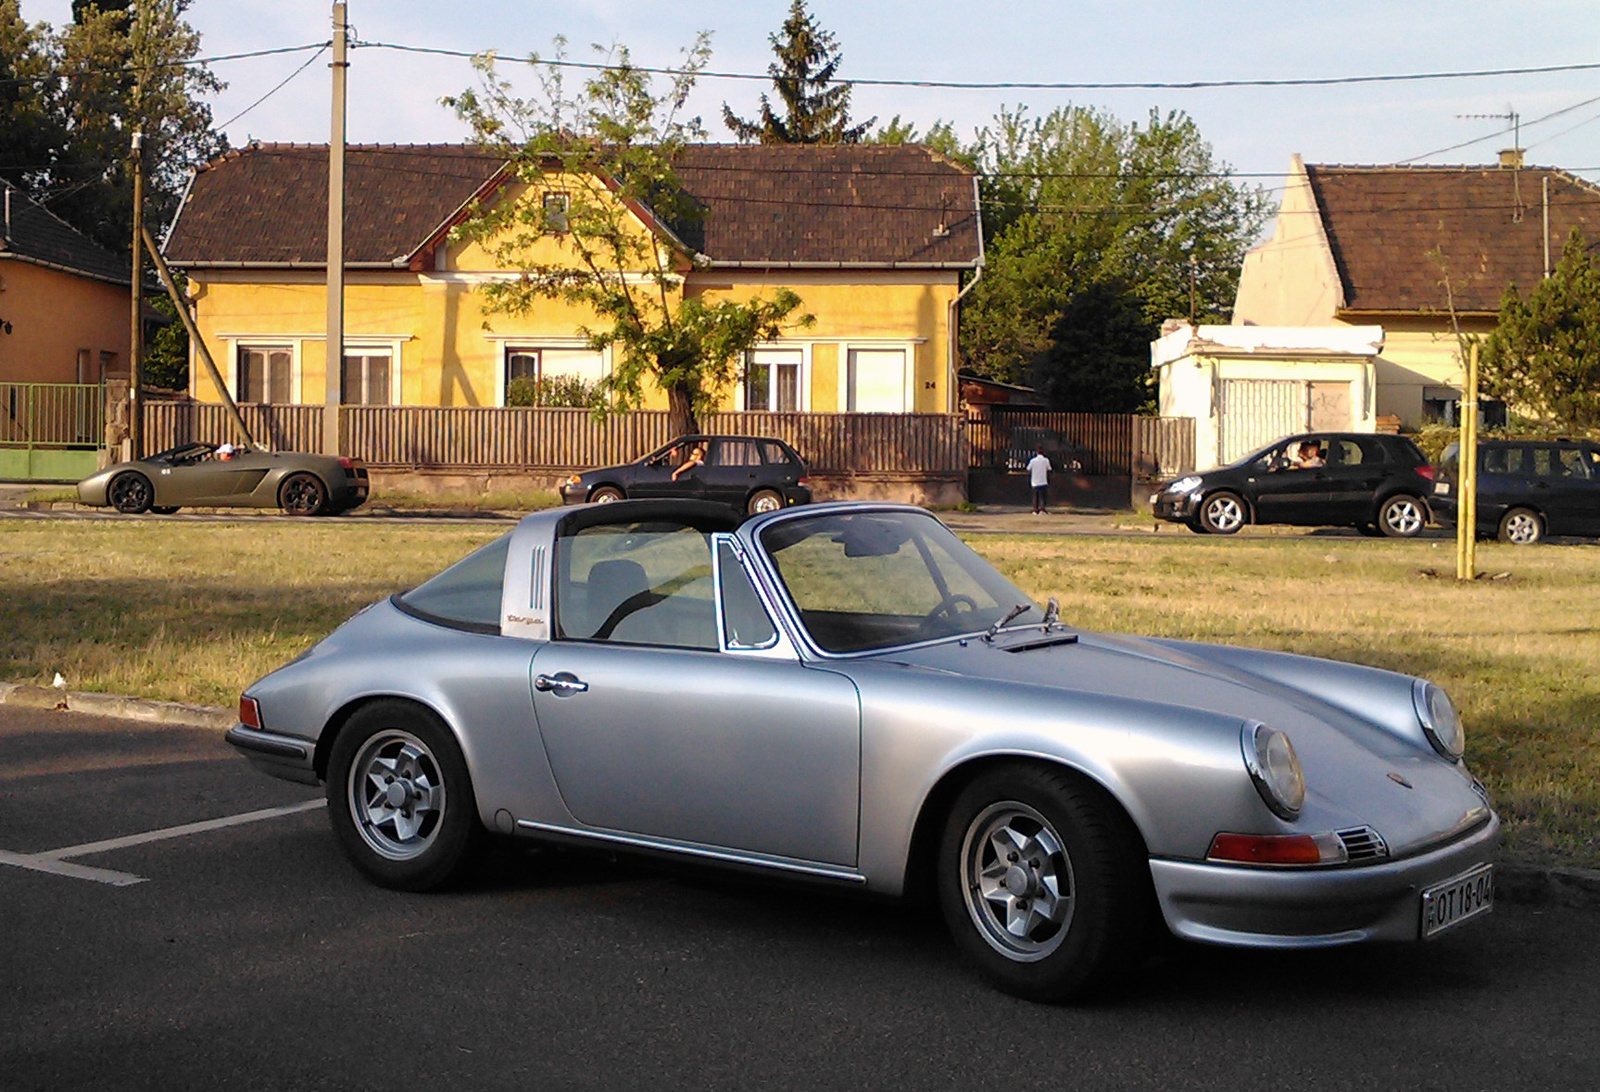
[3, 519, 1595, 868]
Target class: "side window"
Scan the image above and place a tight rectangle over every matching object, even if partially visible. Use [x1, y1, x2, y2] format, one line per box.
[398, 535, 511, 632]
[1532, 448, 1556, 479]
[759, 441, 791, 467]
[1481, 447, 1511, 475]
[717, 540, 778, 650]
[1557, 446, 1591, 479]
[715, 440, 760, 467]
[555, 523, 717, 650]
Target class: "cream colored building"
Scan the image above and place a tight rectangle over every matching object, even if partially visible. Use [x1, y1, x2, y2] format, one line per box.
[1233, 155, 1600, 427]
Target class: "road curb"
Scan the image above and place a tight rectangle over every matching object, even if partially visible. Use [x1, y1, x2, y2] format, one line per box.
[0, 681, 233, 731]
[1, 679, 1595, 912]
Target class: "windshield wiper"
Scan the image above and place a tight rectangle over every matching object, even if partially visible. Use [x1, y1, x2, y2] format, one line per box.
[985, 602, 1030, 642]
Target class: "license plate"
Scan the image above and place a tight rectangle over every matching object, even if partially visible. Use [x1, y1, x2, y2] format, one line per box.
[1421, 862, 1493, 938]
[1434, 483, 1451, 495]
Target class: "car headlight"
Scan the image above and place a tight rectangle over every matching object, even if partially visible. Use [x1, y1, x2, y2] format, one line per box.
[1167, 475, 1202, 494]
[1413, 680, 1465, 760]
[1242, 722, 1305, 819]
[565, 475, 582, 486]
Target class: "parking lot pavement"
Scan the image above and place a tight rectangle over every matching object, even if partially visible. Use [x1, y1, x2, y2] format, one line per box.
[6, 703, 1600, 1092]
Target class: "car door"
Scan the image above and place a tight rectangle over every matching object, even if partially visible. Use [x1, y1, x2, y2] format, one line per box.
[1249, 439, 1333, 524]
[627, 442, 703, 500]
[1544, 444, 1600, 536]
[701, 438, 763, 507]
[1320, 436, 1390, 523]
[159, 455, 239, 505]
[529, 525, 861, 866]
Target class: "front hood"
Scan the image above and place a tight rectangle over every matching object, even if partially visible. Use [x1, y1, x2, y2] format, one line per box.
[865, 630, 1490, 857]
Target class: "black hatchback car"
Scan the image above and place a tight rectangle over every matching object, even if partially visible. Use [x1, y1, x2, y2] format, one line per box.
[559, 435, 812, 515]
[1432, 439, 1600, 544]
[1152, 432, 1436, 536]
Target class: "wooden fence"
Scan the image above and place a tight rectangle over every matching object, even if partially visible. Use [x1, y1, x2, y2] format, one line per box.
[143, 403, 970, 476]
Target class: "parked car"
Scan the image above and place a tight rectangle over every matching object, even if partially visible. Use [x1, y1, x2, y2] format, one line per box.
[76, 442, 369, 516]
[1432, 439, 1600, 544]
[559, 434, 811, 515]
[1152, 432, 1436, 537]
[228, 500, 1497, 1002]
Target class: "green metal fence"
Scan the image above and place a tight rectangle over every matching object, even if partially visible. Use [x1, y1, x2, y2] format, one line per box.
[0, 382, 105, 481]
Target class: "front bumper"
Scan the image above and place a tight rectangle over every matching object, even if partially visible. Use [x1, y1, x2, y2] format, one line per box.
[225, 724, 321, 786]
[1152, 489, 1199, 522]
[1149, 811, 1499, 947]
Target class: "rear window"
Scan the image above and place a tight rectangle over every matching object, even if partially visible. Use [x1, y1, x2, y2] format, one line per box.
[397, 535, 510, 632]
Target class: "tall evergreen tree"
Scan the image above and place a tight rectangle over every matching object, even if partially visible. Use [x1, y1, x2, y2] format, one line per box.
[722, 0, 873, 144]
[0, 2, 64, 193]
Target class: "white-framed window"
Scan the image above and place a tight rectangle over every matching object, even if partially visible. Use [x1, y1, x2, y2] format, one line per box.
[844, 346, 910, 413]
[542, 192, 570, 233]
[502, 344, 607, 406]
[236, 344, 294, 403]
[342, 348, 395, 405]
[743, 347, 805, 412]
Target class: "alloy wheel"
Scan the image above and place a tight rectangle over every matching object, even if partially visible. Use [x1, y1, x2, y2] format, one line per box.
[347, 729, 447, 862]
[959, 800, 1076, 962]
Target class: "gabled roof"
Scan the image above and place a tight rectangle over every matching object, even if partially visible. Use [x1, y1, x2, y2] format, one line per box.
[1, 180, 131, 285]
[162, 142, 981, 271]
[1304, 163, 1600, 314]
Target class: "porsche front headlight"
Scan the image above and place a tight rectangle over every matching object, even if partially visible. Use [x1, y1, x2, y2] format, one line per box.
[1413, 680, 1465, 760]
[1242, 722, 1305, 819]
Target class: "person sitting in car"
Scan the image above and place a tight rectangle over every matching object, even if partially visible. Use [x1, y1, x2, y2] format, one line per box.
[671, 443, 706, 481]
[1292, 441, 1325, 469]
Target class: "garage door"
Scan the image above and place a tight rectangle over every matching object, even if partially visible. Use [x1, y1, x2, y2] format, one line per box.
[1219, 380, 1306, 465]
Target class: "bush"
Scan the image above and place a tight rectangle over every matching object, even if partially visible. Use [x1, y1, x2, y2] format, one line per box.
[505, 374, 604, 409]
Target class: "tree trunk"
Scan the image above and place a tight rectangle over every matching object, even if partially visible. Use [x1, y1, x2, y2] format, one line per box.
[666, 382, 699, 437]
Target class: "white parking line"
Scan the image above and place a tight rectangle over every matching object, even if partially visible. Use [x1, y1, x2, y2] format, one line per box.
[0, 799, 326, 886]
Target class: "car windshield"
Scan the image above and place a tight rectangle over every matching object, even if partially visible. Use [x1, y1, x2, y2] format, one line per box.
[760, 509, 1042, 653]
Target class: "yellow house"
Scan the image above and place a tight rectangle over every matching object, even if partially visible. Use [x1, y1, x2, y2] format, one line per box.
[1233, 154, 1600, 427]
[162, 143, 982, 416]
[0, 180, 130, 387]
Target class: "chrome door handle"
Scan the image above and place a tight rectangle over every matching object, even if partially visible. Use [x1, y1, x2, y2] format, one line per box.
[534, 673, 589, 695]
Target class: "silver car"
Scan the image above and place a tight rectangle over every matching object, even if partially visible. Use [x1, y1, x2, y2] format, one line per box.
[228, 500, 1497, 1001]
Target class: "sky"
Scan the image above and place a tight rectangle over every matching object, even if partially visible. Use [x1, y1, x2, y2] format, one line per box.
[20, 0, 1600, 197]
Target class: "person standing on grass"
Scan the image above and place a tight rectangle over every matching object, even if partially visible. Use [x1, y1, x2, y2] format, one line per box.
[1027, 446, 1051, 515]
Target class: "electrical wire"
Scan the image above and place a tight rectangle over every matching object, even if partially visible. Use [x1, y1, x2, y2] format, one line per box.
[214, 45, 330, 132]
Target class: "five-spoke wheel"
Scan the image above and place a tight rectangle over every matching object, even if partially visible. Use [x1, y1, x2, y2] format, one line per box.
[1498, 507, 1543, 545]
[1198, 491, 1245, 534]
[279, 472, 329, 516]
[327, 701, 478, 890]
[1377, 494, 1427, 537]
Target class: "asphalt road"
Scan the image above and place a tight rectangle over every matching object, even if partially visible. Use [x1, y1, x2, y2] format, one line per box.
[3, 704, 1598, 1092]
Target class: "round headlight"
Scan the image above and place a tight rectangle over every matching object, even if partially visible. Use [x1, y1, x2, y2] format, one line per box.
[566, 475, 582, 486]
[1242, 722, 1305, 819]
[1413, 680, 1465, 760]
[1169, 475, 1202, 493]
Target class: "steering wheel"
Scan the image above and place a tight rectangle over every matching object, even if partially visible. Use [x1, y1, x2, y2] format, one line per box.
[919, 593, 979, 635]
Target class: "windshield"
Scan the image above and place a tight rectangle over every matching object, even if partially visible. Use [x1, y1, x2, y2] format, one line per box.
[760, 509, 1041, 653]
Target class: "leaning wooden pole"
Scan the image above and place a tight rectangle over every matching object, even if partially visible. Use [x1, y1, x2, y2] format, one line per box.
[140, 223, 260, 450]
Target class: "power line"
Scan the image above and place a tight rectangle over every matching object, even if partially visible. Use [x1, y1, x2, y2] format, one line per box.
[214, 45, 330, 132]
[358, 39, 1600, 92]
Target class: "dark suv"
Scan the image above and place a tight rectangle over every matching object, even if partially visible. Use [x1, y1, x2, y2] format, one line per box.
[1152, 432, 1436, 536]
[559, 435, 812, 516]
[1433, 439, 1600, 544]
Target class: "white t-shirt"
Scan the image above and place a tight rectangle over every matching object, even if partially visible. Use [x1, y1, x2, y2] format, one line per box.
[1027, 453, 1051, 487]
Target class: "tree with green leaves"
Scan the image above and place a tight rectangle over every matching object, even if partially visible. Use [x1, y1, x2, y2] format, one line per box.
[722, 0, 872, 144]
[448, 37, 812, 436]
[960, 105, 1268, 412]
[1480, 229, 1600, 431]
[868, 114, 978, 169]
[0, 2, 65, 194]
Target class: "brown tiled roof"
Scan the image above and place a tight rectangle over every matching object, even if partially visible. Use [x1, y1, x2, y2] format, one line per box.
[1305, 164, 1600, 313]
[164, 144, 504, 266]
[1, 180, 131, 285]
[164, 142, 980, 269]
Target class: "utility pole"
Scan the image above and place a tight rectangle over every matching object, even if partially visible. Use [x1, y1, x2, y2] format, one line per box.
[323, 1, 348, 456]
[128, 128, 144, 460]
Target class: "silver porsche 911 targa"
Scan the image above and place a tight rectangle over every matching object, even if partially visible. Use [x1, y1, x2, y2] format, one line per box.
[227, 500, 1497, 1001]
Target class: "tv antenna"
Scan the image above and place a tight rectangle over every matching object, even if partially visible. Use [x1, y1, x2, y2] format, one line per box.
[1459, 105, 1524, 220]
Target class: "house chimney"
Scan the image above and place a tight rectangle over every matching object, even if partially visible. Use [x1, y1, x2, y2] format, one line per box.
[1498, 148, 1524, 169]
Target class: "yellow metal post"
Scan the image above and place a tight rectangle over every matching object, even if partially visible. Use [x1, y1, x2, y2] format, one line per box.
[1456, 343, 1479, 580]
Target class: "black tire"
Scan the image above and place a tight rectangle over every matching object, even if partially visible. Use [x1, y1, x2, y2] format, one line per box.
[1498, 507, 1543, 545]
[589, 485, 624, 504]
[279, 472, 329, 516]
[937, 764, 1151, 1002]
[149, 506, 180, 515]
[747, 488, 784, 515]
[1197, 491, 1246, 534]
[108, 472, 153, 514]
[1376, 494, 1427, 538]
[326, 700, 480, 891]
